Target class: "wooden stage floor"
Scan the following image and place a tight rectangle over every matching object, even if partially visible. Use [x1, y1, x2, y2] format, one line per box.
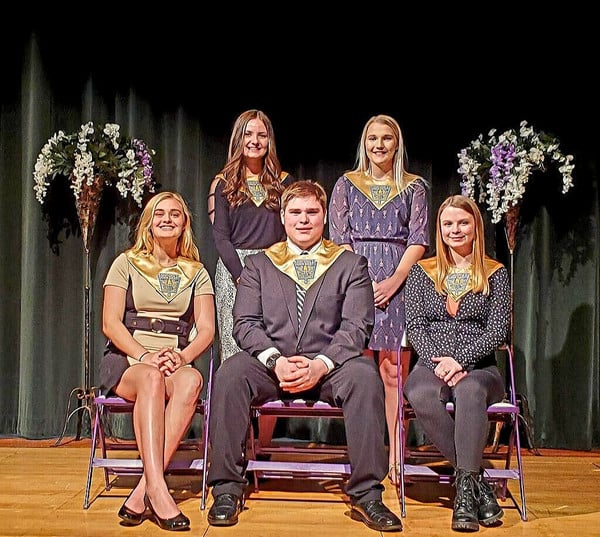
[0, 438, 599, 536]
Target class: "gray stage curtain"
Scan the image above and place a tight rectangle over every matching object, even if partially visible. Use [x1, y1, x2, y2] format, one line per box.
[0, 32, 598, 450]
[512, 162, 600, 449]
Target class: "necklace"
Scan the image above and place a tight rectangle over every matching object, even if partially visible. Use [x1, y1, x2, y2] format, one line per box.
[444, 265, 473, 301]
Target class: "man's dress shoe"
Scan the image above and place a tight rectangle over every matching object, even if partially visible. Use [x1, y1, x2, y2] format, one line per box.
[350, 499, 403, 532]
[207, 493, 242, 526]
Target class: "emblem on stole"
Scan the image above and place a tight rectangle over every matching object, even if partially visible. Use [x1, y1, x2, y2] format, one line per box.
[247, 179, 267, 205]
[158, 272, 181, 298]
[293, 258, 317, 285]
[369, 184, 391, 207]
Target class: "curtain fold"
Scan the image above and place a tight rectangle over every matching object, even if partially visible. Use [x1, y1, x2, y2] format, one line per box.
[1, 32, 598, 449]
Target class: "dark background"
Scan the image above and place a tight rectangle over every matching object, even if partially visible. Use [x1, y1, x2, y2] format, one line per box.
[1, 16, 598, 448]
[5, 18, 596, 181]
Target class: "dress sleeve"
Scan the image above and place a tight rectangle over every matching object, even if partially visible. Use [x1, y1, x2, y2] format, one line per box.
[212, 179, 244, 279]
[328, 176, 352, 245]
[193, 266, 215, 296]
[103, 253, 129, 289]
[407, 179, 430, 248]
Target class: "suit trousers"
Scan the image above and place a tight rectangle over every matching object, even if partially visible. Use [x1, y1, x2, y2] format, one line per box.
[207, 352, 388, 503]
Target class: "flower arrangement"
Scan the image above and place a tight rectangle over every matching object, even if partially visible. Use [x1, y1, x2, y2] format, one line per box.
[33, 122, 157, 248]
[33, 121, 156, 207]
[457, 120, 575, 224]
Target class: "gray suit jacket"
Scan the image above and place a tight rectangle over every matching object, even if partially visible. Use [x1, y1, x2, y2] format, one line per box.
[232, 246, 374, 366]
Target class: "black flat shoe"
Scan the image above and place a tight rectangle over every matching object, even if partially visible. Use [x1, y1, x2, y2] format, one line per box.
[118, 491, 147, 526]
[118, 502, 147, 526]
[144, 494, 190, 531]
[207, 493, 242, 526]
[350, 499, 403, 532]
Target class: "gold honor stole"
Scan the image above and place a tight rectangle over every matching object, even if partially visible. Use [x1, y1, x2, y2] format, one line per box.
[243, 171, 289, 207]
[418, 257, 503, 302]
[126, 251, 203, 302]
[264, 240, 345, 291]
[345, 171, 400, 210]
[246, 175, 267, 206]
[214, 172, 289, 208]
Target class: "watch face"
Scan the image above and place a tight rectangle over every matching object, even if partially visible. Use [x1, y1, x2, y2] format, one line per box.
[267, 353, 281, 369]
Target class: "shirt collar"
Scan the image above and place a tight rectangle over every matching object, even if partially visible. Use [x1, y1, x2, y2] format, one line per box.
[286, 239, 322, 255]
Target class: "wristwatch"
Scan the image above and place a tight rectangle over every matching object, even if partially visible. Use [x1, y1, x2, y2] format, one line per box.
[266, 352, 282, 370]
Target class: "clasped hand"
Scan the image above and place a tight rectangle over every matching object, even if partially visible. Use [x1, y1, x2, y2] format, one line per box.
[432, 356, 467, 387]
[276, 355, 327, 393]
[141, 347, 183, 377]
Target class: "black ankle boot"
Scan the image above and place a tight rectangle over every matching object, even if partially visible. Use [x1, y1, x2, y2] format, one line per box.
[477, 470, 504, 526]
[452, 469, 480, 532]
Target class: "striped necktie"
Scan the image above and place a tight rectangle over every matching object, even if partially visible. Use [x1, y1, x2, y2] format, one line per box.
[296, 251, 308, 327]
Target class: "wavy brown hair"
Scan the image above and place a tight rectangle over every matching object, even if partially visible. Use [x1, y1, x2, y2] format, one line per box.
[130, 191, 200, 261]
[220, 109, 284, 210]
[434, 194, 489, 295]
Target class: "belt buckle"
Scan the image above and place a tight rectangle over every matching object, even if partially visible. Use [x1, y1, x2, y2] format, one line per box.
[150, 318, 165, 333]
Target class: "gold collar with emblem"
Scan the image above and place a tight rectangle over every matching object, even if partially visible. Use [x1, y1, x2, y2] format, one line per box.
[444, 266, 473, 301]
[215, 172, 289, 207]
[264, 240, 345, 290]
[418, 257, 503, 301]
[126, 251, 203, 302]
[245, 175, 267, 206]
[346, 171, 400, 210]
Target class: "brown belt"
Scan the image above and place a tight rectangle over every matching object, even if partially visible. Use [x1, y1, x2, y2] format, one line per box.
[125, 312, 190, 336]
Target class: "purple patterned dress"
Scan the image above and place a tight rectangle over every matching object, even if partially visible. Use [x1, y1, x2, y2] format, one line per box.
[329, 172, 430, 350]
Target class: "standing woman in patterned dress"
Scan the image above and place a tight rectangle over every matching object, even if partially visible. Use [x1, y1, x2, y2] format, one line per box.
[211, 109, 295, 363]
[329, 114, 430, 483]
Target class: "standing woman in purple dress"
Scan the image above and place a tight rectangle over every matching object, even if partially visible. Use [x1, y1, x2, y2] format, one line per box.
[329, 114, 430, 483]
[211, 110, 295, 363]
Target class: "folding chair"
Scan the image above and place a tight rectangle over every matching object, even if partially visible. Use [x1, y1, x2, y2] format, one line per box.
[83, 348, 214, 510]
[396, 344, 527, 521]
[245, 399, 351, 494]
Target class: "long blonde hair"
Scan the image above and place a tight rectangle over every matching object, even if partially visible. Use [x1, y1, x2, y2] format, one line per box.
[351, 114, 422, 193]
[434, 194, 490, 295]
[220, 109, 284, 210]
[130, 191, 200, 261]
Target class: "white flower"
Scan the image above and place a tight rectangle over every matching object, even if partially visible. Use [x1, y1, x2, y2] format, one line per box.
[457, 120, 575, 223]
[103, 123, 120, 149]
[33, 121, 156, 207]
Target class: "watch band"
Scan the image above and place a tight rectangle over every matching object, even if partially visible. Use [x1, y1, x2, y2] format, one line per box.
[266, 352, 282, 370]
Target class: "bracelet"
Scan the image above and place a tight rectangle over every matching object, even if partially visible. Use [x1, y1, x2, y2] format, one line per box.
[138, 351, 150, 362]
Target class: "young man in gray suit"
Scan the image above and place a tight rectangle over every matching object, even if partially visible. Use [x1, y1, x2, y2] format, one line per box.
[207, 180, 402, 532]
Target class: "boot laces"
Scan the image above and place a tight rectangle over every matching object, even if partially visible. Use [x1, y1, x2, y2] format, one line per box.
[479, 475, 496, 504]
[454, 472, 479, 511]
